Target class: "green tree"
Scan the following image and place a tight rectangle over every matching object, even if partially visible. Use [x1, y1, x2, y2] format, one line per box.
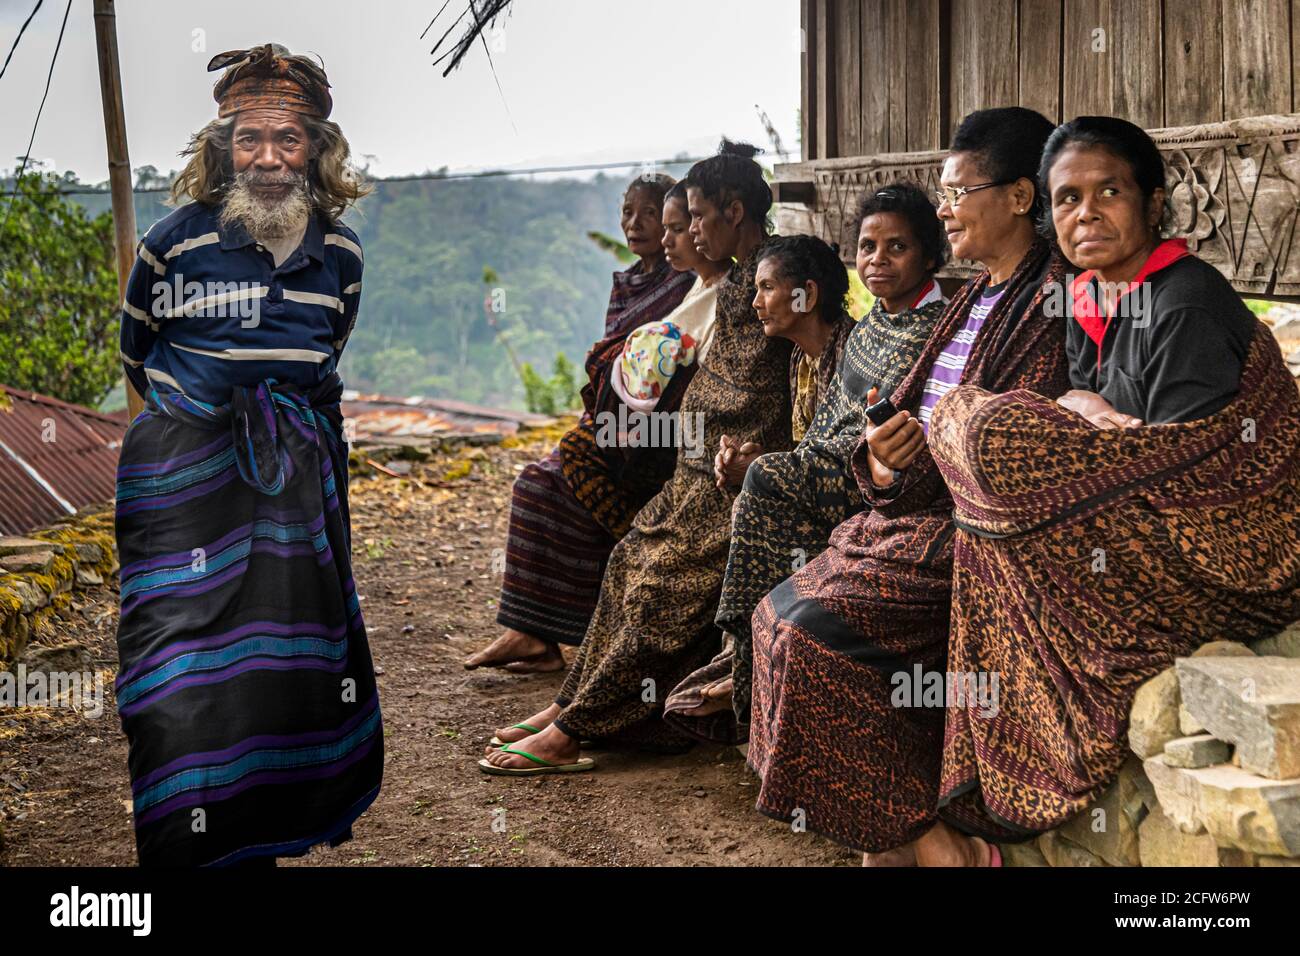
[520, 352, 581, 415]
[550, 352, 580, 410]
[0, 169, 119, 407]
[57, 164, 699, 410]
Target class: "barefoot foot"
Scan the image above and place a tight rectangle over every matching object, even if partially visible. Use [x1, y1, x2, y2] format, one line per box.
[680, 677, 734, 717]
[464, 629, 561, 670]
[914, 820, 995, 867]
[862, 844, 918, 867]
[502, 644, 566, 674]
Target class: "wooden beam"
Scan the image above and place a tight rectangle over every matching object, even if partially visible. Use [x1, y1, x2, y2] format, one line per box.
[801, 0, 816, 160]
[1019, 0, 1064, 124]
[936, 0, 952, 144]
[860, 0, 889, 154]
[1294, 0, 1300, 112]
[93, 0, 143, 420]
[815, 0, 837, 159]
[1063, 0, 1113, 117]
[835, 0, 862, 156]
[884, 0, 908, 152]
[949, 0, 1017, 138]
[1112, 0, 1162, 128]
[906, 0, 943, 150]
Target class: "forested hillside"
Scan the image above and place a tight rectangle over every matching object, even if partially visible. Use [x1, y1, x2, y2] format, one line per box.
[72, 163, 694, 411]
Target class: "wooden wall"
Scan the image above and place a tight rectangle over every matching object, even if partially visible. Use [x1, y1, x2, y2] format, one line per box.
[790, 0, 1300, 298]
[801, 0, 1298, 161]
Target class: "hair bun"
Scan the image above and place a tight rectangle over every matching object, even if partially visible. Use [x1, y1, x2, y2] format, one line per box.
[717, 138, 762, 159]
[827, 241, 840, 256]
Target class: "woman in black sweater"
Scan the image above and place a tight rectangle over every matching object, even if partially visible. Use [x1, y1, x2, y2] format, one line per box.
[1046, 115, 1255, 428]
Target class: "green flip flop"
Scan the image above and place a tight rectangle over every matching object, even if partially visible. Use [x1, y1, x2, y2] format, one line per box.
[488, 722, 542, 748]
[478, 745, 595, 776]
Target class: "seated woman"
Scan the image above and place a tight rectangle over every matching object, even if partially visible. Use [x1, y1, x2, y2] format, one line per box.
[557, 180, 728, 549]
[464, 173, 711, 673]
[479, 140, 797, 772]
[596, 182, 722, 420]
[663, 183, 949, 742]
[713, 235, 857, 489]
[926, 116, 1300, 859]
[744, 107, 1072, 865]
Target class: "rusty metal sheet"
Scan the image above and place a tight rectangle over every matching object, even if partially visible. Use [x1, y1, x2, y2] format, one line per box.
[340, 391, 555, 441]
[0, 385, 126, 536]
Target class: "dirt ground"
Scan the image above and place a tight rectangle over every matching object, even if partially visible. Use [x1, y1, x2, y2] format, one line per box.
[0, 428, 855, 867]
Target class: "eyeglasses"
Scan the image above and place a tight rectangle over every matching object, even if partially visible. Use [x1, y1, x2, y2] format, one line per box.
[934, 181, 1014, 207]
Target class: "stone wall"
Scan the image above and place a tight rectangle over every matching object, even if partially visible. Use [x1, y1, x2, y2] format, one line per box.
[0, 508, 118, 665]
[1002, 627, 1300, 867]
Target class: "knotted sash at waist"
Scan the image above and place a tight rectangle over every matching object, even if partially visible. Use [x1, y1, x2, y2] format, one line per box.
[143, 373, 346, 496]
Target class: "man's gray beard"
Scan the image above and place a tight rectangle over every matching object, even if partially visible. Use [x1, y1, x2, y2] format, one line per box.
[219, 171, 312, 242]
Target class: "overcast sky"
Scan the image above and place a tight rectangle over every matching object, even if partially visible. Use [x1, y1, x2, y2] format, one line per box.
[0, 0, 802, 183]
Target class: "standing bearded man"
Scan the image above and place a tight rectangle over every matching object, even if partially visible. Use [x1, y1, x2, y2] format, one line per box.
[114, 44, 382, 866]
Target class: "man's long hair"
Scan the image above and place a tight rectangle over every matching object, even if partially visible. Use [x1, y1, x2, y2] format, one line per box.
[168, 114, 372, 222]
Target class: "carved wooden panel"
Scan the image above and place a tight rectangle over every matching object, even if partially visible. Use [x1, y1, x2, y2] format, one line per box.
[773, 113, 1300, 299]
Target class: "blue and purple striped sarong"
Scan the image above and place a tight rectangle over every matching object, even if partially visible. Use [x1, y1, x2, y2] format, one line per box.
[113, 371, 383, 866]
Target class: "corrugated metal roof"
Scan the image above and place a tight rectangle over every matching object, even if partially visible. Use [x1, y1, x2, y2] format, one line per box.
[340, 390, 556, 442]
[0, 383, 549, 534]
[0, 385, 125, 536]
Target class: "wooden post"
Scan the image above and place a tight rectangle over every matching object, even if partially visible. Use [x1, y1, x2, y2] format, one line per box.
[93, 0, 143, 419]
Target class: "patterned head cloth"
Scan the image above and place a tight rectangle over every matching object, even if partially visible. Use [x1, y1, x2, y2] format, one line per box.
[207, 43, 332, 119]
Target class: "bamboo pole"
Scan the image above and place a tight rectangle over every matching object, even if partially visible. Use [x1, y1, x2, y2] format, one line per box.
[92, 0, 143, 419]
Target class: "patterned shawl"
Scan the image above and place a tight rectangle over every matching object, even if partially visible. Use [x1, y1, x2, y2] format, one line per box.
[548, 237, 792, 750]
[807, 287, 949, 475]
[662, 289, 946, 744]
[681, 237, 795, 477]
[930, 321, 1300, 837]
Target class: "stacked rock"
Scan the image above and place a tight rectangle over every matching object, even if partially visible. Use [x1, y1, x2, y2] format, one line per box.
[0, 509, 118, 663]
[1001, 627, 1300, 867]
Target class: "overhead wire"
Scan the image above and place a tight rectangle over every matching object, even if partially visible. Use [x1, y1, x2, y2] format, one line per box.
[0, 0, 43, 82]
[0, 0, 72, 234]
[49, 154, 749, 195]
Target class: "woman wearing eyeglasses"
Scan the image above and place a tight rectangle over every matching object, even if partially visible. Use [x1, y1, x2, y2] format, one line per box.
[744, 107, 1074, 866]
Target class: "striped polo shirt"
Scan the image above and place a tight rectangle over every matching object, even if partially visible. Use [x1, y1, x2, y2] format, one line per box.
[119, 201, 363, 406]
[916, 280, 1007, 434]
